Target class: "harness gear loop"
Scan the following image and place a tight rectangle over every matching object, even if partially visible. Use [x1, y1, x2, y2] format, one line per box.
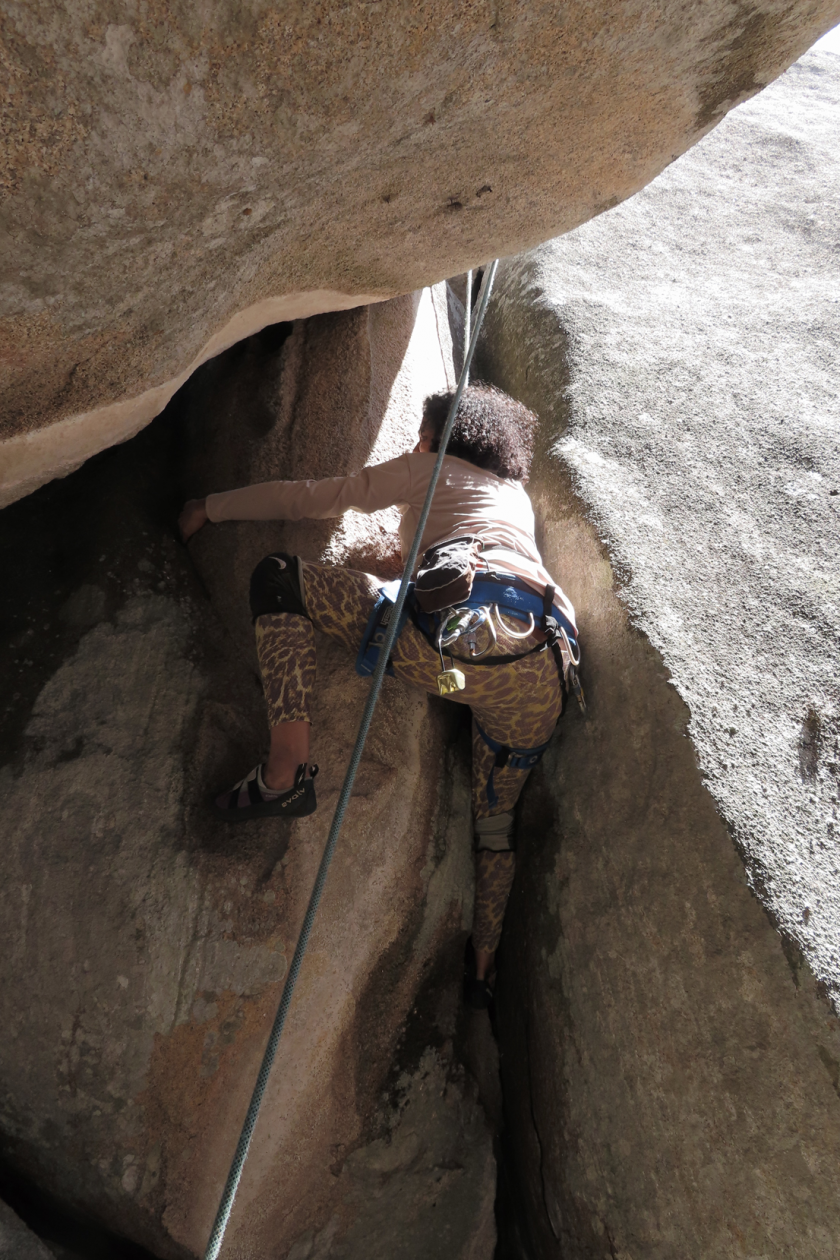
[202, 259, 501, 1260]
[492, 604, 535, 639]
[439, 605, 498, 659]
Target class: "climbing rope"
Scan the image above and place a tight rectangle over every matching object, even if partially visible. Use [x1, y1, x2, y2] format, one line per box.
[202, 260, 499, 1260]
[463, 269, 472, 384]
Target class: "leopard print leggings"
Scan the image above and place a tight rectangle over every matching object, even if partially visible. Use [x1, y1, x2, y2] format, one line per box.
[255, 561, 563, 954]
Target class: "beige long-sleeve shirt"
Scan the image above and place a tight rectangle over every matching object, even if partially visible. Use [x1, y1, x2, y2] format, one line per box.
[206, 451, 576, 627]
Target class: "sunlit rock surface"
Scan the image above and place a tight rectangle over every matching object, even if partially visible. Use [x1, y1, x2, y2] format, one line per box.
[3, 0, 840, 503]
[479, 48, 840, 1260]
[0, 289, 495, 1258]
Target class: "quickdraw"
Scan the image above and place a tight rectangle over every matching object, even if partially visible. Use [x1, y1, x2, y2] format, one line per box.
[541, 584, 587, 715]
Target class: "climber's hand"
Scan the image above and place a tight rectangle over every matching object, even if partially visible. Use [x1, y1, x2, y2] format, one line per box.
[179, 498, 208, 543]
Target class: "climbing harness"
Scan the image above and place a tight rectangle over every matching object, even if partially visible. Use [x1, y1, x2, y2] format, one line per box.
[474, 719, 555, 811]
[355, 579, 411, 678]
[202, 261, 501, 1260]
[359, 560, 585, 710]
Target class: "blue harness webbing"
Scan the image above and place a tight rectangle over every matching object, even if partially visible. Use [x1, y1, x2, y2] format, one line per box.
[356, 571, 579, 680]
[355, 580, 411, 677]
[471, 572, 579, 650]
[473, 719, 553, 810]
[413, 571, 578, 653]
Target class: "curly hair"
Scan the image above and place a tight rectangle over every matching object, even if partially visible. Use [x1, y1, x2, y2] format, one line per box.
[420, 384, 537, 481]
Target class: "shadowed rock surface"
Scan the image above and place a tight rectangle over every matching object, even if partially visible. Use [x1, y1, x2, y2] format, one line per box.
[3, 0, 840, 503]
[0, 290, 495, 1259]
[479, 47, 840, 1260]
[0, 1199, 54, 1260]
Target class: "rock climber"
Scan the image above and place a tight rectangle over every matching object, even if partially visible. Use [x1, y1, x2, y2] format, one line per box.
[178, 384, 578, 1009]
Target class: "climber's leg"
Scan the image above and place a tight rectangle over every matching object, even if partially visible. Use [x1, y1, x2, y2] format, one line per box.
[472, 818, 517, 983]
[264, 721, 310, 791]
[215, 557, 382, 818]
[467, 645, 564, 990]
[253, 611, 315, 790]
[298, 561, 383, 651]
[390, 607, 564, 995]
[251, 559, 384, 788]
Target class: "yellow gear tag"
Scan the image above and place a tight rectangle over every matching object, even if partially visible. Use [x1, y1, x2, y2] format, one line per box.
[437, 668, 466, 696]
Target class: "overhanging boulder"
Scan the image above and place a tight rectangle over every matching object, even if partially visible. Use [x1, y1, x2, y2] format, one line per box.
[3, 1, 840, 504]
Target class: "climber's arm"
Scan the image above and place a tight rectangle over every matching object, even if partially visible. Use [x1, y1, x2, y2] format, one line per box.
[179, 455, 414, 543]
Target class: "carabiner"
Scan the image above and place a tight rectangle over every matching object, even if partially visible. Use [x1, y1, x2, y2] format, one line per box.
[492, 605, 536, 640]
[466, 606, 497, 658]
[560, 625, 581, 669]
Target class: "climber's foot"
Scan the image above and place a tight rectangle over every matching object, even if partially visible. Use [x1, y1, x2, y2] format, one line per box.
[213, 762, 318, 822]
[463, 937, 496, 1011]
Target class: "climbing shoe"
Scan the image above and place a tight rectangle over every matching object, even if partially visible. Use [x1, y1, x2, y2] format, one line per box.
[463, 936, 495, 1011]
[464, 977, 494, 1011]
[213, 762, 318, 822]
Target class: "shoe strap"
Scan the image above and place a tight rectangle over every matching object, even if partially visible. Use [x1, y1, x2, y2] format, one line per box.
[233, 765, 259, 793]
[250, 764, 319, 795]
[255, 764, 277, 797]
[292, 763, 319, 786]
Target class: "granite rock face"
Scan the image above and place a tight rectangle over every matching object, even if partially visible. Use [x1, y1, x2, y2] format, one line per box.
[3, 0, 840, 504]
[0, 1200, 54, 1260]
[0, 289, 494, 1259]
[478, 48, 840, 1260]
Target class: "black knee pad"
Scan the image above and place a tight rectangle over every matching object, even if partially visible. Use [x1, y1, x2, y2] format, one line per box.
[249, 553, 308, 622]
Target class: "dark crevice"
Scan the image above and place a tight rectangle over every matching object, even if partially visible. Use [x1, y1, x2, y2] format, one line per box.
[0, 1160, 165, 1260]
[492, 953, 540, 1260]
[524, 1010, 553, 1245]
[0, 375, 196, 775]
